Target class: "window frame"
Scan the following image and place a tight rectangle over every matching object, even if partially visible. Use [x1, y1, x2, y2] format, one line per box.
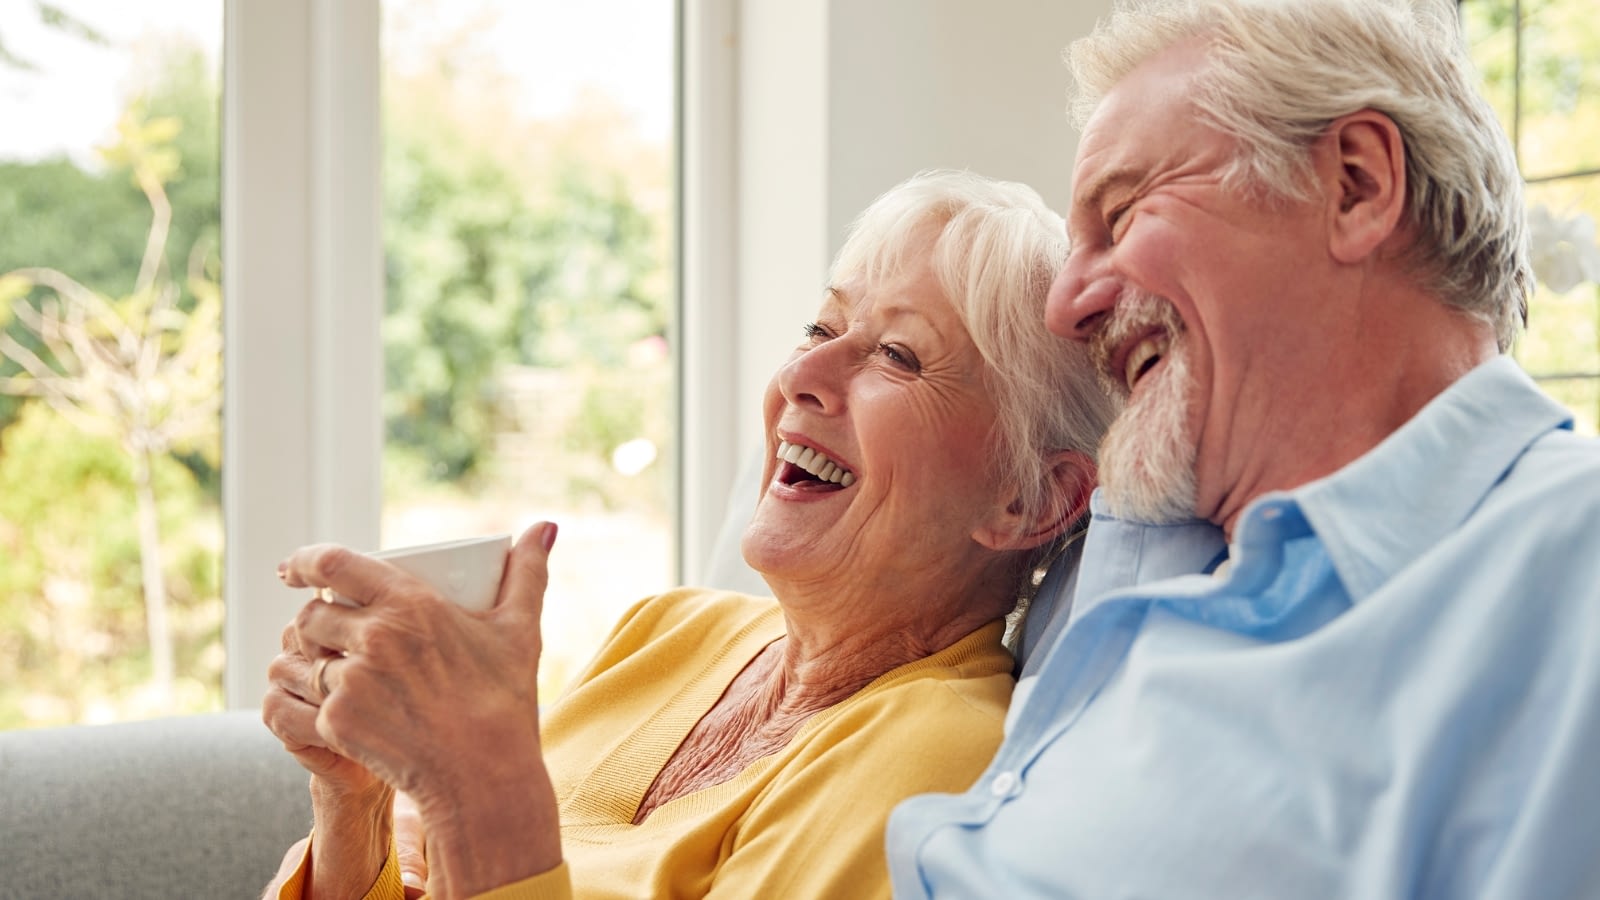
[221, 0, 719, 708]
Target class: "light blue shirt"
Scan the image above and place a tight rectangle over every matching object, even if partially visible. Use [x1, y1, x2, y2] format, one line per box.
[889, 357, 1600, 899]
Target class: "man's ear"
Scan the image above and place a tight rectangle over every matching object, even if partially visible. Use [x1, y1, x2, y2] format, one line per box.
[973, 450, 1097, 552]
[1321, 110, 1407, 264]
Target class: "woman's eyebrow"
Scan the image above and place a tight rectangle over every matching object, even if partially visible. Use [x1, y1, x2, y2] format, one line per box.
[878, 302, 949, 341]
[818, 285, 852, 316]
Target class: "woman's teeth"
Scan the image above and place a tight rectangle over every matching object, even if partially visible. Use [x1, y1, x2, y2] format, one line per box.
[775, 439, 856, 487]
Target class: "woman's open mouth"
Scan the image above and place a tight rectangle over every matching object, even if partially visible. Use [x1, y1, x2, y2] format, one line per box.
[774, 439, 855, 490]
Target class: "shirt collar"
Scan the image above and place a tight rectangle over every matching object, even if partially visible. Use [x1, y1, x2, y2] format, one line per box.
[1287, 356, 1573, 602]
[1069, 490, 1228, 619]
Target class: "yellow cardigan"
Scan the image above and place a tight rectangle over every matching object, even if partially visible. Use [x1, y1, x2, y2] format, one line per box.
[281, 588, 1014, 899]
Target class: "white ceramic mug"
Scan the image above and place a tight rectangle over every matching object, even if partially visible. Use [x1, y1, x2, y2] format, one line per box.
[323, 534, 513, 612]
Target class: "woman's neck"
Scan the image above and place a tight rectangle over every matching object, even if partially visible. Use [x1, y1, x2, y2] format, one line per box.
[771, 609, 990, 708]
[632, 587, 1008, 823]
[762, 552, 1015, 693]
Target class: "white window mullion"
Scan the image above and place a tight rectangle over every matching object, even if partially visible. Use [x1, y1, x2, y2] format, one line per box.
[222, 0, 382, 709]
[309, 0, 383, 551]
[677, 0, 742, 585]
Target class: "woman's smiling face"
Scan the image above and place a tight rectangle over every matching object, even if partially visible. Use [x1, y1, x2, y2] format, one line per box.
[742, 241, 1016, 598]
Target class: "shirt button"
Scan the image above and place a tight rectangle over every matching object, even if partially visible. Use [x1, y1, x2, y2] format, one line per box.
[989, 771, 1020, 798]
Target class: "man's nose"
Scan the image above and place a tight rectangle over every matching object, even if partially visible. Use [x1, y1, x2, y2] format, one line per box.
[1045, 248, 1118, 342]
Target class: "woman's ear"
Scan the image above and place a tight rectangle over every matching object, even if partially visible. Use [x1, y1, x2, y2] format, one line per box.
[973, 450, 1097, 552]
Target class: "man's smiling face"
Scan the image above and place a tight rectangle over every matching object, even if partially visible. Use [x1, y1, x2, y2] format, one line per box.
[1047, 40, 1341, 526]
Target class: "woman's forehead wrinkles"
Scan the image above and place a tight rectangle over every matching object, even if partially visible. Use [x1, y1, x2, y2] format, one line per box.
[821, 276, 955, 344]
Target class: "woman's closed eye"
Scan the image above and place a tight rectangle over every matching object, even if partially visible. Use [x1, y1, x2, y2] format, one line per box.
[803, 322, 920, 372]
[877, 342, 921, 372]
[802, 321, 837, 345]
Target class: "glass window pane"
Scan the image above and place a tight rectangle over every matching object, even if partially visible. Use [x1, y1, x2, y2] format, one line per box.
[0, 2, 224, 729]
[1516, 0, 1600, 177]
[379, 0, 676, 700]
[1461, 0, 1519, 140]
[1519, 177, 1600, 434]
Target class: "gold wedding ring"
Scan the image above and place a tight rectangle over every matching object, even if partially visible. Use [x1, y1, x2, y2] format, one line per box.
[310, 654, 335, 702]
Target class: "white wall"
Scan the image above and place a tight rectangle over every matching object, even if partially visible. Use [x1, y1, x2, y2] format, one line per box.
[826, 1, 1090, 247]
[679, 0, 1113, 582]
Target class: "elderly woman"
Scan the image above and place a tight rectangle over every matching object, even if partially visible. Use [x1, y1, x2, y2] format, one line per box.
[263, 169, 1118, 899]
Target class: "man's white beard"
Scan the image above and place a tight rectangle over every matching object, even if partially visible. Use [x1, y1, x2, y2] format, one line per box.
[1091, 294, 1198, 524]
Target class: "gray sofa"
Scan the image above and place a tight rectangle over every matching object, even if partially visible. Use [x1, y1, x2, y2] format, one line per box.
[0, 710, 312, 900]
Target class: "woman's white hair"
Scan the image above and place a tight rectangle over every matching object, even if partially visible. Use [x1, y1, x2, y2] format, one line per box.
[1067, 0, 1530, 351]
[830, 169, 1119, 565]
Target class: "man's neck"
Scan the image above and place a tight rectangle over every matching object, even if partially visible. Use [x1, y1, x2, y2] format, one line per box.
[1210, 300, 1499, 540]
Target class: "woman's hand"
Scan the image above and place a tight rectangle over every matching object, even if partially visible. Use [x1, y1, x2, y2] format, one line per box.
[263, 619, 395, 899]
[278, 522, 565, 898]
[264, 623, 384, 794]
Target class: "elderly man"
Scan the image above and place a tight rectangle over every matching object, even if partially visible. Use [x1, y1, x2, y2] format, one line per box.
[889, 0, 1600, 897]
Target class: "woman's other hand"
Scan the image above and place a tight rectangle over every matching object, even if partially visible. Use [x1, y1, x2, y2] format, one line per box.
[263, 621, 384, 795]
[264, 598, 395, 899]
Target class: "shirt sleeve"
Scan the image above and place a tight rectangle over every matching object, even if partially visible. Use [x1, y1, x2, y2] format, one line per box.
[273, 836, 311, 899]
[457, 862, 573, 900]
[275, 832, 575, 900]
[274, 832, 405, 900]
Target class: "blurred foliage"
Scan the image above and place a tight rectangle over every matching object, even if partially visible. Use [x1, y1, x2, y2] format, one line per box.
[0, 2, 106, 71]
[0, 6, 672, 728]
[0, 404, 221, 729]
[0, 52, 224, 723]
[0, 43, 222, 451]
[382, 73, 670, 483]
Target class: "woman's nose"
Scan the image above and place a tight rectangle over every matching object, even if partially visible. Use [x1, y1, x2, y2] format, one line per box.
[776, 340, 848, 413]
[1045, 248, 1118, 342]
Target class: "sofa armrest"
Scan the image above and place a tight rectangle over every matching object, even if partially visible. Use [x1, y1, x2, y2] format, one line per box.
[0, 710, 312, 900]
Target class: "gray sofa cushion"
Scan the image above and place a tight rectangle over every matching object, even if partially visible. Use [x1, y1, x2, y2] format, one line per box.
[0, 709, 312, 900]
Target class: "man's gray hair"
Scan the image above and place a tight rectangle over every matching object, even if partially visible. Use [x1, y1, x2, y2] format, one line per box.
[833, 170, 1119, 559]
[1067, 0, 1530, 350]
